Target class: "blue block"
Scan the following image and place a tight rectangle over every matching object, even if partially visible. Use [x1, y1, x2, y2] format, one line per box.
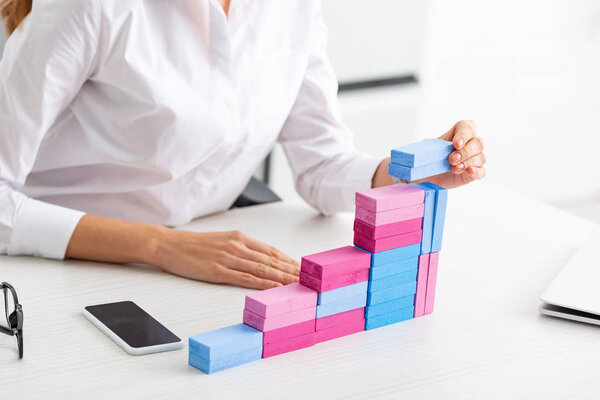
[189, 323, 263, 360]
[365, 306, 415, 330]
[356, 243, 420, 267]
[391, 139, 454, 167]
[316, 293, 367, 319]
[369, 256, 419, 280]
[318, 281, 368, 305]
[410, 183, 435, 254]
[365, 295, 415, 318]
[189, 347, 262, 374]
[388, 159, 452, 182]
[367, 281, 417, 305]
[419, 182, 448, 252]
[368, 269, 418, 292]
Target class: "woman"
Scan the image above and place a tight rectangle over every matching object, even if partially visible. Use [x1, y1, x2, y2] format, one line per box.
[0, 0, 486, 289]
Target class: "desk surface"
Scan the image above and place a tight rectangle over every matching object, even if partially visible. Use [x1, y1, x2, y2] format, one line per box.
[1, 183, 599, 399]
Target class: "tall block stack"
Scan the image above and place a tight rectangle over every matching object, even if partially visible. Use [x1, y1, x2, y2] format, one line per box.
[243, 283, 317, 358]
[354, 184, 424, 330]
[300, 246, 370, 343]
[188, 140, 452, 373]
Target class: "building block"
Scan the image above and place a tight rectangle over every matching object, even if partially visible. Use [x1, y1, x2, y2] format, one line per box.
[301, 246, 371, 279]
[300, 268, 369, 293]
[263, 319, 316, 345]
[368, 269, 418, 292]
[243, 307, 316, 332]
[365, 295, 415, 318]
[391, 139, 454, 167]
[353, 229, 422, 253]
[356, 243, 421, 267]
[315, 307, 365, 331]
[262, 332, 316, 358]
[369, 256, 419, 280]
[318, 281, 368, 305]
[367, 281, 417, 305]
[355, 203, 424, 226]
[355, 184, 424, 212]
[424, 252, 440, 315]
[189, 347, 262, 374]
[419, 182, 448, 252]
[413, 254, 430, 318]
[245, 283, 317, 318]
[189, 323, 263, 360]
[365, 306, 415, 330]
[409, 183, 435, 254]
[353, 218, 422, 240]
[316, 318, 365, 343]
[316, 293, 367, 319]
[388, 159, 451, 182]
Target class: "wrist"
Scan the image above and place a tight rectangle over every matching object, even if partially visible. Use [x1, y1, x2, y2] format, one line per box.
[372, 157, 394, 188]
[140, 224, 172, 266]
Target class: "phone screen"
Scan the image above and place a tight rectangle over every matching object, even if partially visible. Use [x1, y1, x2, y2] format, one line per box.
[85, 301, 181, 348]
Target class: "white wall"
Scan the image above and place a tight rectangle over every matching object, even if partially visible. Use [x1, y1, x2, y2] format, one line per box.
[417, 0, 600, 205]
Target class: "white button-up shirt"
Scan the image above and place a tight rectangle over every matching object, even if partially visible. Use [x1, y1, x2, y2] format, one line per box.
[0, 0, 381, 259]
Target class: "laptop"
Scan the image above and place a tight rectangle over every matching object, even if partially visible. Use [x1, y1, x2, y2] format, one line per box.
[540, 233, 600, 325]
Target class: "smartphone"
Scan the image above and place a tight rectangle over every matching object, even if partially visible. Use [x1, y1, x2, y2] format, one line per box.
[83, 301, 183, 355]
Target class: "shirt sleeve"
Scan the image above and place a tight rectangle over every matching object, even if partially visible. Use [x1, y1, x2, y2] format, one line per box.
[0, 0, 101, 258]
[277, 3, 382, 215]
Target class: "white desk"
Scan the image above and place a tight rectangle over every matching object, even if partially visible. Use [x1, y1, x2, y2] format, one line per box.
[1, 183, 599, 399]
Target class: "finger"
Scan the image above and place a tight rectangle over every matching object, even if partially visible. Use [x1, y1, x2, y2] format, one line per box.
[462, 153, 486, 169]
[449, 136, 483, 165]
[451, 120, 476, 150]
[227, 256, 299, 284]
[466, 166, 486, 180]
[241, 236, 300, 267]
[238, 247, 300, 276]
[217, 267, 282, 290]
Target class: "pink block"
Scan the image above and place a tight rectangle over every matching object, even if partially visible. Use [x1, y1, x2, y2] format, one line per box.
[243, 307, 316, 332]
[262, 332, 316, 358]
[263, 319, 316, 345]
[413, 254, 430, 318]
[316, 307, 365, 331]
[355, 204, 424, 226]
[301, 246, 371, 279]
[355, 184, 424, 212]
[353, 218, 422, 240]
[300, 268, 369, 293]
[316, 318, 365, 343]
[424, 252, 440, 315]
[245, 283, 317, 318]
[353, 229, 422, 253]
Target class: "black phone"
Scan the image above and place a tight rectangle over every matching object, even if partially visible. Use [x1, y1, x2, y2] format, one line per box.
[83, 301, 183, 355]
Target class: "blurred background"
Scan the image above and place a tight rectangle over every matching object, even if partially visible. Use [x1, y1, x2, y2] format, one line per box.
[2, 0, 600, 222]
[270, 0, 600, 225]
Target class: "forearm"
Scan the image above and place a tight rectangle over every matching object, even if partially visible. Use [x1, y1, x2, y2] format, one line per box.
[65, 214, 167, 265]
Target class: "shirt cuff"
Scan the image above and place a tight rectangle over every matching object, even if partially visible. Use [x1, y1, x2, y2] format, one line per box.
[7, 198, 85, 259]
[340, 153, 383, 211]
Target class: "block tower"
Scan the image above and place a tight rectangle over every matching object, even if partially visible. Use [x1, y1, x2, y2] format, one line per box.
[188, 139, 452, 373]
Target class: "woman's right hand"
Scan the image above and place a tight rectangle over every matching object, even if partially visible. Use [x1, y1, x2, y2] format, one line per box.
[151, 229, 301, 289]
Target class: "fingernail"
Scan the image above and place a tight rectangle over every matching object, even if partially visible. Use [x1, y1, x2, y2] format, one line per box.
[452, 152, 462, 163]
[457, 138, 465, 148]
[293, 276, 299, 282]
[457, 163, 465, 170]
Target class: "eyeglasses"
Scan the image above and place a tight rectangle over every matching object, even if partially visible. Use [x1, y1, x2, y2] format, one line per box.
[0, 282, 23, 359]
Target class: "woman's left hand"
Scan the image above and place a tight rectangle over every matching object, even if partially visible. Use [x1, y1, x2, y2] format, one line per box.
[423, 119, 486, 189]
